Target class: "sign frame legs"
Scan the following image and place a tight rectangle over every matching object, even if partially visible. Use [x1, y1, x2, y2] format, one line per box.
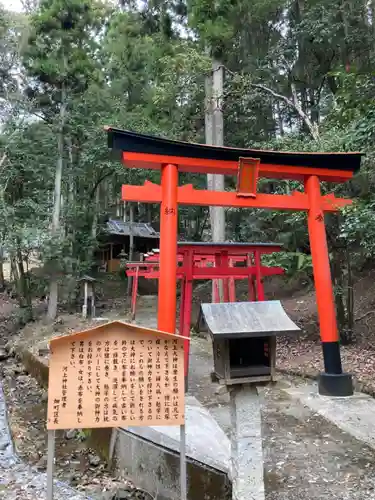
[180, 424, 187, 500]
[47, 429, 56, 500]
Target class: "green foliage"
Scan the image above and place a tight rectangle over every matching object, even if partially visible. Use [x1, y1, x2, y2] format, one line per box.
[0, 0, 374, 327]
[263, 251, 313, 276]
[24, 0, 104, 87]
[339, 201, 375, 260]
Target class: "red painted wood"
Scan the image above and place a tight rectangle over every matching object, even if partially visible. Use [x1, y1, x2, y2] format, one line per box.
[126, 265, 284, 279]
[122, 152, 354, 182]
[254, 251, 265, 301]
[213, 280, 220, 303]
[122, 182, 353, 211]
[181, 249, 194, 377]
[228, 258, 236, 302]
[305, 175, 339, 343]
[158, 164, 178, 333]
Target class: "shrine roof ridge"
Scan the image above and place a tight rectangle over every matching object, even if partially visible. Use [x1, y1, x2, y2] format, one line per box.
[106, 127, 363, 172]
[177, 241, 282, 248]
[49, 320, 191, 346]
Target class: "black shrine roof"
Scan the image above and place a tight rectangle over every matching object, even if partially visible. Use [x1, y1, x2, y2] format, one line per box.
[106, 127, 363, 172]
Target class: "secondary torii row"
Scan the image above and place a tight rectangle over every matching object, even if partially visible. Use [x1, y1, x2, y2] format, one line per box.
[106, 126, 363, 397]
[127, 242, 284, 375]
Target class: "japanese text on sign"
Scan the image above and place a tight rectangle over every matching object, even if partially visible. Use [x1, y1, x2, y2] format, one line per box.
[47, 324, 185, 429]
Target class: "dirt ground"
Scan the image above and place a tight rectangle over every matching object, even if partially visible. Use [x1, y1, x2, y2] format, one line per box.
[0, 357, 152, 500]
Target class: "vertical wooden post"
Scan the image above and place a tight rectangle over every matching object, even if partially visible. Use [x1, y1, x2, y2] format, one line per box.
[305, 175, 353, 396]
[127, 203, 135, 296]
[181, 249, 194, 378]
[213, 280, 220, 303]
[179, 277, 185, 336]
[221, 251, 230, 302]
[180, 424, 187, 500]
[254, 251, 265, 301]
[228, 258, 236, 302]
[131, 266, 139, 320]
[247, 254, 256, 301]
[158, 164, 178, 333]
[109, 243, 113, 272]
[82, 281, 88, 319]
[47, 430, 55, 500]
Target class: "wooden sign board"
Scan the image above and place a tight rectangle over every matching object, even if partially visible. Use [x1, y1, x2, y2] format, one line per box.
[47, 321, 186, 430]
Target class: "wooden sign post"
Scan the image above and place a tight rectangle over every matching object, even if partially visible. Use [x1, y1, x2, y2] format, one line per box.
[46, 321, 188, 500]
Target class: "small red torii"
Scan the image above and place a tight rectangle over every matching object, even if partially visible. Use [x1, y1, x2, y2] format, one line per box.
[106, 127, 363, 397]
[126, 242, 285, 374]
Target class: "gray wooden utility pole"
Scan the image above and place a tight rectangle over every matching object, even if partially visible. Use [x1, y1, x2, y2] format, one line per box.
[205, 58, 225, 299]
[211, 60, 225, 242]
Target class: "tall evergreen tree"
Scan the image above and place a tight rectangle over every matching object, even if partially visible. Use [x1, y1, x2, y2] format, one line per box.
[23, 0, 105, 319]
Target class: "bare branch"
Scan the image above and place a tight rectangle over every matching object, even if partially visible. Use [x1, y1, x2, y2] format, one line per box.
[218, 63, 321, 142]
[0, 153, 7, 170]
[251, 82, 320, 142]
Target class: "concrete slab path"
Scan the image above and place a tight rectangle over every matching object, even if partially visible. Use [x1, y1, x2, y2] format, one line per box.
[285, 380, 375, 450]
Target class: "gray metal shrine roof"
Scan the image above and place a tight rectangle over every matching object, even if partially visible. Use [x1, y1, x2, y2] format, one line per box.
[201, 300, 300, 339]
[105, 219, 160, 238]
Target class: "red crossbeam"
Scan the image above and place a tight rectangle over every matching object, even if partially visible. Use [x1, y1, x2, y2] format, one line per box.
[144, 254, 248, 263]
[126, 266, 284, 280]
[122, 152, 354, 182]
[122, 182, 352, 211]
[126, 265, 283, 279]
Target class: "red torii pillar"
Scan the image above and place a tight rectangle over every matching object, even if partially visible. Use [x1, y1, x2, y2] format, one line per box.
[305, 175, 343, 377]
[158, 164, 178, 333]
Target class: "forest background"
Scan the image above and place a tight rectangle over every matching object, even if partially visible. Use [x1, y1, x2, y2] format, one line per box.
[0, 0, 373, 345]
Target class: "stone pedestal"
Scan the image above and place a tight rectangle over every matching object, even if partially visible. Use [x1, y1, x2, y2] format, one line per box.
[230, 386, 264, 500]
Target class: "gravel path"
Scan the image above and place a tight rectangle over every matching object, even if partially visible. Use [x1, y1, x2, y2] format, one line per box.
[0, 383, 90, 500]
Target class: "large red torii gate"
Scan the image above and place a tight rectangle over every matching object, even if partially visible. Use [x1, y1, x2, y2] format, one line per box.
[106, 127, 363, 397]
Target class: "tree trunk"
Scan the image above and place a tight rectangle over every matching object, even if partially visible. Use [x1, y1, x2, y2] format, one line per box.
[127, 203, 135, 295]
[345, 246, 354, 343]
[340, 0, 351, 68]
[91, 185, 100, 239]
[10, 252, 20, 298]
[309, 88, 319, 125]
[66, 136, 75, 275]
[331, 245, 354, 345]
[276, 101, 284, 136]
[16, 241, 33, 322]
[10, 253, 19, 284]
[47, 88, 67, 320]
[371, 0, 375, 58]
[0, 247, 5, 291]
